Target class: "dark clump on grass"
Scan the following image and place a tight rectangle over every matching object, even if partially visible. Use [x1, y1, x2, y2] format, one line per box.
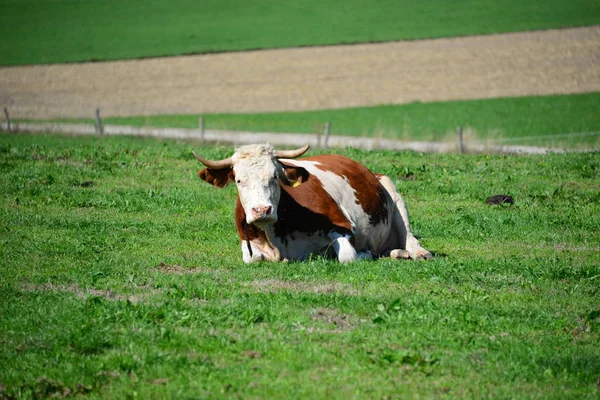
[486, 194, 514, 205]
[74, 180, 95, 188]
[310, 307, 354, 333]
[12, 378, 92, 399]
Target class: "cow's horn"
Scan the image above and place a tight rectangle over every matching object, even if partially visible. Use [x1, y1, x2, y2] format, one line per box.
[192, 151, 233, 169]
[275, 145, 310, 159]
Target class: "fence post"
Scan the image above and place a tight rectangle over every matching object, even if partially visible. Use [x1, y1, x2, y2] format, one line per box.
[95, 108, 103, 135]
[457, 125, 464, 154]
[199, 117, 204, 141]
[3, 107, 10, 132]
[324, 122, 331, 148]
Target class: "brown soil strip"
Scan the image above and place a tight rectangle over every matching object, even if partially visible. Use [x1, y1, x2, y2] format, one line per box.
[247, 278, 361, 296]
[20, 282, 155, 304]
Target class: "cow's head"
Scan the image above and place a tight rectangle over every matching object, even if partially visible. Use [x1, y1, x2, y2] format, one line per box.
[194, 143, 310, 226]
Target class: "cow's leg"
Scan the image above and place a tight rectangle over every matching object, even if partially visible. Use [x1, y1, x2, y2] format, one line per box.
[328, 232, 357, 263]
[378, 176, 433, 261]
[241, 241, 265, 263]
[393, 195, 433, 260]
[327, 232, 372, 263]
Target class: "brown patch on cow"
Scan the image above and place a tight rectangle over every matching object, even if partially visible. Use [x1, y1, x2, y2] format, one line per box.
[235, 197, 263, 241]
[246, 279, 360, 296]
[302, 155, 389, 226]
[198, 167, 234, 188]
[279, 159, 355, 235]
[20, 282, 154, 304]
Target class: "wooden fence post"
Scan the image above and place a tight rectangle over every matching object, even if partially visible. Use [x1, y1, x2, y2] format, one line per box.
[199, 117, 204, 141]
[324, 122, 331, 148]
[3, 107, 10, 132]
[457, 125, 464, 154]
[95, 108, 103, 135]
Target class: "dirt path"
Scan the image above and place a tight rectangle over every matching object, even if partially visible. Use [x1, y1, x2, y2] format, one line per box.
[1, 26, 599, 119]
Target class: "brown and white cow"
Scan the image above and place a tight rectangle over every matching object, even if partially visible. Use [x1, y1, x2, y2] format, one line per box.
[194, 143, 433, 263]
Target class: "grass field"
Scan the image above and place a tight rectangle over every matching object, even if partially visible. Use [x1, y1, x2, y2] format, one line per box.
[1, 133, 599, 398]
[1, 0, 599, 65]
[98, 93, 600, 149]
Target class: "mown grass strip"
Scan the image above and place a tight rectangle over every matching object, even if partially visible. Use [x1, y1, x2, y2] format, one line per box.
[96, 93, 600, 148]
[1, 0, 599, 65]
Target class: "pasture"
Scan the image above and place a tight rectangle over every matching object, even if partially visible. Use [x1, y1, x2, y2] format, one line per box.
[1, 132, 599, 398]
[1, 0, 599, 65]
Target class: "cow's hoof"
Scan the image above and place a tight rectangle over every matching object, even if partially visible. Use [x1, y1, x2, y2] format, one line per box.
[390, 249, 410, 259]
[413, 251, 434, 261]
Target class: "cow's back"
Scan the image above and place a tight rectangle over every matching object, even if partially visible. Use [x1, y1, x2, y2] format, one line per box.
[281, 154, 393, 252]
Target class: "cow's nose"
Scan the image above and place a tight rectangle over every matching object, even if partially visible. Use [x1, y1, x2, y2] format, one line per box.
[252, 205, 273, 217]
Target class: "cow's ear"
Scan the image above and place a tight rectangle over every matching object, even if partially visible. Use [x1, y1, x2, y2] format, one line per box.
[198, 168, 234, 188]
[280, 164, 309, 187]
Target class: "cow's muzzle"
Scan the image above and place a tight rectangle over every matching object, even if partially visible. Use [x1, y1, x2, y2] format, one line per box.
[249, 205, 276, 225]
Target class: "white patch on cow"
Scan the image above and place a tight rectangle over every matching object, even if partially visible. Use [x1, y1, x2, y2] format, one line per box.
[328, 232, 358, 263]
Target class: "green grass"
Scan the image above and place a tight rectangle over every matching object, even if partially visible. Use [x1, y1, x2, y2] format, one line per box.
[1, 0, 599, 65]
[1, 132, 599, 398]
[97, 93, 600, 149]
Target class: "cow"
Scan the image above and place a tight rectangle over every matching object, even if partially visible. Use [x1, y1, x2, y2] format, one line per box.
[194, 143, 433, 263]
